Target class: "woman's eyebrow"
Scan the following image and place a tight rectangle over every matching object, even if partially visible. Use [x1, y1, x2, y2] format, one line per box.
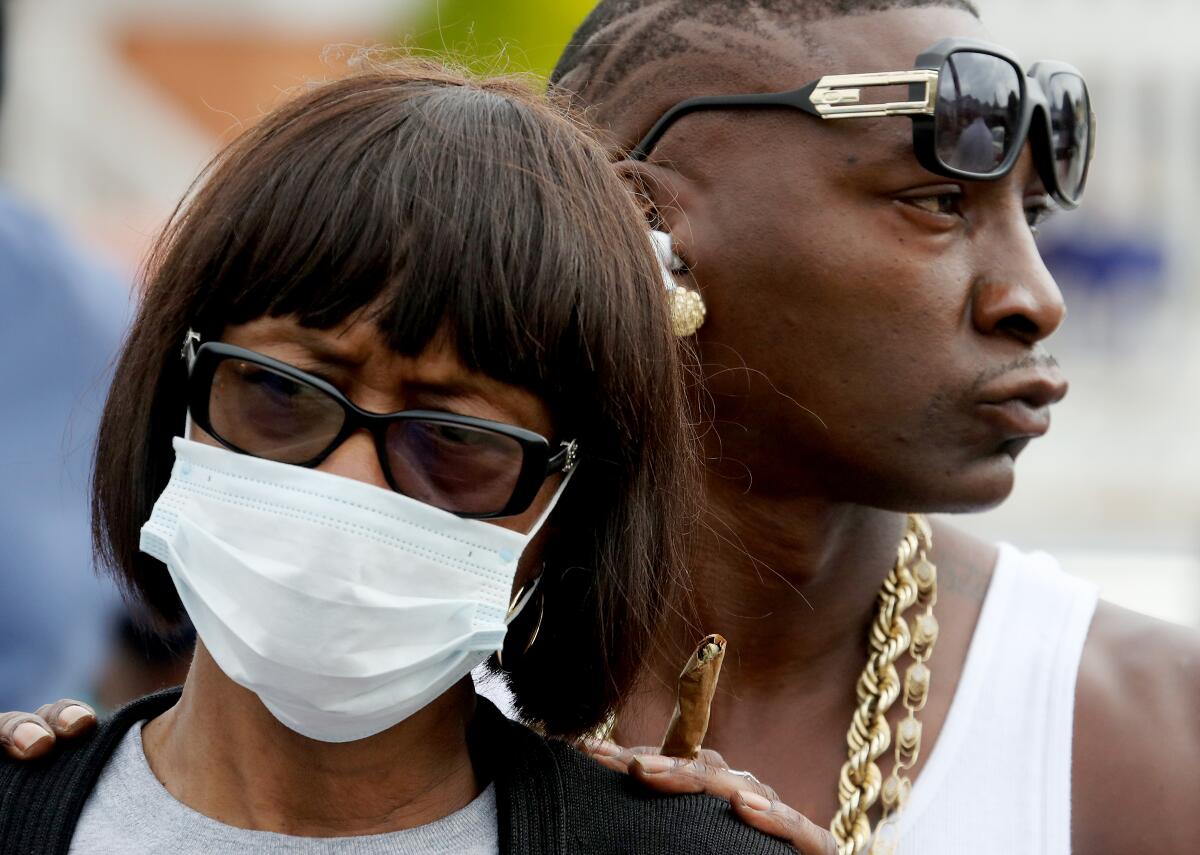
[402, 375, 509, 401]
[294, 333, 367, 367]
[246, 324, 512, 399]
[251, 326, 367, 370]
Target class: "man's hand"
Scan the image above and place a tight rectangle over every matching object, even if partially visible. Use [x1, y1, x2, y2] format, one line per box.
[585, 740, 836, 855]
[0, 699, 96, 760]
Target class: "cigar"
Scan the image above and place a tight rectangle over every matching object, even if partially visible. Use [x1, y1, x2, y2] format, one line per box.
[659, 634, 727, 759]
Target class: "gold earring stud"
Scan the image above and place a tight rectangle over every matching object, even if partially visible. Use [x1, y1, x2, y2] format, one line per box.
[669, 286, 707, 337]
[652, 230, 707, 337]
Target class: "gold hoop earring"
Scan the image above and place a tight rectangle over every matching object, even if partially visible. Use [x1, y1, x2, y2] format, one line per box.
[496, 584, 545, 670]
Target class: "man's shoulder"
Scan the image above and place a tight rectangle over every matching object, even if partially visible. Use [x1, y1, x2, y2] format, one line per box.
[1073, 601, 1200, 855]
[1078, 600, 1200, 721]
[546, 741, 794, 855]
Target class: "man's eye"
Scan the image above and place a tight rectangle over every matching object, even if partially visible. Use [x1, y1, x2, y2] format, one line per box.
[1025, 198, 1056, 234]
[908, 193, 962, 217]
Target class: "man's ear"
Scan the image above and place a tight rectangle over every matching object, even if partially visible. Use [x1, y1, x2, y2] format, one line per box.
[610, 159, 696, 262]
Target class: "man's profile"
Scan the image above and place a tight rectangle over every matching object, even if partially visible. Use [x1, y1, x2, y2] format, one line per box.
[553, 2, 1199, 853]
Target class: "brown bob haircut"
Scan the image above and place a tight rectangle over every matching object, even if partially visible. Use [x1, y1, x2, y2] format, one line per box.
[92, 57, 697, 738]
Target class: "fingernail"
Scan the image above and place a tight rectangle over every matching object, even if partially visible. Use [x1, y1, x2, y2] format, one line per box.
[58, 705, 90, 730]
[632, 755, 675, 774]
[737, 790, 772, 811]
[585, 740, 622, 758]
[14, 721, 52, 753]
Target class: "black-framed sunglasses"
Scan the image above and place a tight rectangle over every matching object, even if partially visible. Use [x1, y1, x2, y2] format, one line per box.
[182, 333, 578, 519]
[629, 38, 1095, 208]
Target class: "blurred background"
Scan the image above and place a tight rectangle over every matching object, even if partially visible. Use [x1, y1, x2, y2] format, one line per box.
[1, 0, 1194, 711]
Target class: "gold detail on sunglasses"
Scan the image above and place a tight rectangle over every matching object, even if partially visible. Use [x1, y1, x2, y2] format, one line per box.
[810, 70, 939, 120]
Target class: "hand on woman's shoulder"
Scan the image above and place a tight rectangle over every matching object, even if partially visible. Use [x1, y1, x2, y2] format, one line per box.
[548, 740, 799, 854]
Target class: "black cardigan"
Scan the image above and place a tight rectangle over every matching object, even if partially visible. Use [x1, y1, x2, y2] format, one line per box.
[0, 690, 792, 854]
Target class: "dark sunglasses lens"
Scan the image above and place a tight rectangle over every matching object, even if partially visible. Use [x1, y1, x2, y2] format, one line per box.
[209, 359, 345, 464]
[935, 52, 1023, 175]
[385, 420, 526, 515]
[1047, 73, 1091, 201]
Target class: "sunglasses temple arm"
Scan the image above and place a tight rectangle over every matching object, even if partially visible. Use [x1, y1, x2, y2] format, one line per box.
[627, 86, 821, 161]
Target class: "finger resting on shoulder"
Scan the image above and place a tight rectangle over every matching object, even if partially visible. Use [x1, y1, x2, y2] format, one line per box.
[35, 699, 97, 737]
[731, 791, 838, 855]
[581, 739, 631, 774]
[588, 753, 633, 774]
[695, 747, 729, 768]
[0, 712, 57, 760]
[630, 755, 778, 802]
[609, 744, 667, 773]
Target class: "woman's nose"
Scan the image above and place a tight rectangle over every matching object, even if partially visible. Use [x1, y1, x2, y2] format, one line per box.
[318, 430, 391, 490]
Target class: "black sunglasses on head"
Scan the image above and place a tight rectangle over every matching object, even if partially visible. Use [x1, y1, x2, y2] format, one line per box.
[629, 38, 1095, 208]
[183, 335, 578, 519]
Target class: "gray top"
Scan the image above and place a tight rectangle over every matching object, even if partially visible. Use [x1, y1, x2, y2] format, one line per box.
[70, 721, 500, 855]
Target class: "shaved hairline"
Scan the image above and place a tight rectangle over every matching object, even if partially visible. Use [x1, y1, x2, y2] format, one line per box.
[550, 0, 980, 151]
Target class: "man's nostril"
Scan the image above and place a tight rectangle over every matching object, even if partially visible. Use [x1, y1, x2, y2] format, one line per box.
[996, 314, 1040, 342]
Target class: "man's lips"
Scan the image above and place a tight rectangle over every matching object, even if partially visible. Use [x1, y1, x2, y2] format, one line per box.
[975, 372, 1069, 438]
[976, 399, 1052, 437]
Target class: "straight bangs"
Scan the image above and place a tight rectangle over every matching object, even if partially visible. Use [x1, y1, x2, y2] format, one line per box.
[185, 74, 652, 436]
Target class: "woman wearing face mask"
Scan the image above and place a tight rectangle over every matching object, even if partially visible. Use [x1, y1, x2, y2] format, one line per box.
[0, 60, 793, 855]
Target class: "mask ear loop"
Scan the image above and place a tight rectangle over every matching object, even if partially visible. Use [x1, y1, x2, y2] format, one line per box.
[521, 460, 578, 541]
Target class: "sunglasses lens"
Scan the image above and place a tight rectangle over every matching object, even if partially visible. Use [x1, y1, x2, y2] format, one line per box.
[935, 52, 1023, 175]
[385, 420, 526, 516]
[1047, 73, 1091, 202]
[209, 358, 346, 464]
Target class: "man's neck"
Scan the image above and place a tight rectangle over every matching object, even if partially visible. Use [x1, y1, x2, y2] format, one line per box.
[685, 487, 909, 688]
[614, 486, 907, 738]
[612, 480, 998, 824]
[142, 644, 481, 837]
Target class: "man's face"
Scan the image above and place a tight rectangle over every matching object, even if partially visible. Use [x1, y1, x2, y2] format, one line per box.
[630, 7, 1069, 512]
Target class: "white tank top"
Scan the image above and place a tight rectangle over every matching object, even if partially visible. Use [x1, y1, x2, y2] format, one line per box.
[474, 542, 1099, 855]
[889, 543, 1098, 855]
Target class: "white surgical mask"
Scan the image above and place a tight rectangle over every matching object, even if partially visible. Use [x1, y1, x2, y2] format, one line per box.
[140, 437, 571, 743]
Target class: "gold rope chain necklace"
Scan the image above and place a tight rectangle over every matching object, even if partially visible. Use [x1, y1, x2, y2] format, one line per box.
[831, 514, 939, 855]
